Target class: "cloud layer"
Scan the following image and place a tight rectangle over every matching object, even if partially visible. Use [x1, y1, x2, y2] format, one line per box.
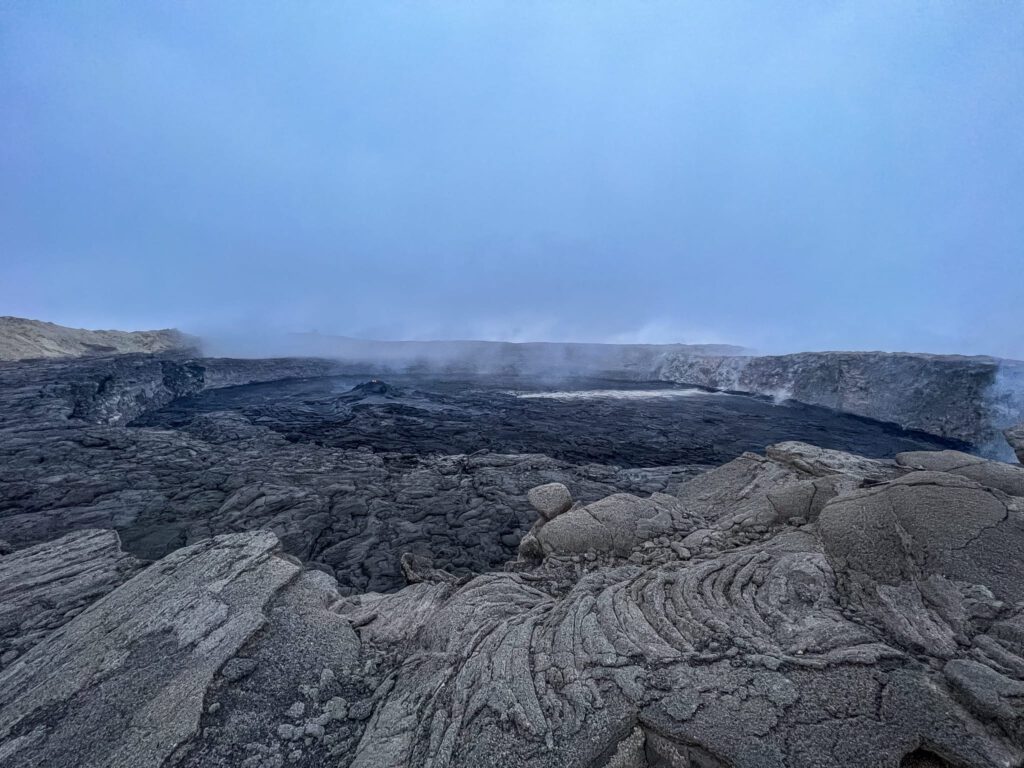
[2, 2, 1022, 356]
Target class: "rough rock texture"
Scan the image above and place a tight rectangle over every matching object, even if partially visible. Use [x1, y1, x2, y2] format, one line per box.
[6, 314, 1018, 458]
[896, 449, 1024, 497]
[137, 367, 960, 468]
[5, 348, 1024, 764]
[0, 355, 706, 593]
[0, 353, 341, 429]
[336, 442, 1024, 767]
[527, 483, 573, 519]
[3, 441, 1024, 766]
[0, 316, 196, 361]
[0, 532, 300, 767]
[0, 529, 143, 670]
[3, 353, 955, 594]
[536, 492, 681, 556]
[1007, 423, 1024, 464]
[659, 351, 1024, 455]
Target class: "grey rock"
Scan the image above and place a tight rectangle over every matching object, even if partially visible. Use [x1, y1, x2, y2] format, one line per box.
[536, 492, 678, 556]
[604, 726, 646, 767]
[3, 348, 1024, 766]
[337, 455, 1024, 767]
[668, 442, 879, 555]
[175, 568, 362, 767]
[0, 529, 143, 668]
[659, 350, 1024, 453]
[1006, 422, 1024, 464]
[346, 700, 374, 722]
[399, 553, 461, 586]
[944, 659, 1024, 740]
[222, 657, 259, 682]
[896, 448, 1024, 496]
[4, 443, 1024, 766]
[820, 470, 1024, 601]
[0, 316, 195, 361]
[526, 482, 573, 519]
[322, 697, 348, 721]
[516, 529, 543, 560]
[0, 531, 300, 768]
[766, 440, 898, 480]
[0, 353, 708, 592]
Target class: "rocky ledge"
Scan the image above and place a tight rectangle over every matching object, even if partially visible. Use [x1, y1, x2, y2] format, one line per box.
[0, 316, 197, 361]
[659, 351, 1024, 456]
[3, 441, 1024, 767]
[1007, 424, 1024, 465]
[0, 353, 342, 428]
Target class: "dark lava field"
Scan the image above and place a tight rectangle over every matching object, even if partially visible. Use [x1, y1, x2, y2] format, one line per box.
[0, 356, 963, 594]
[135, 374, 961, 467]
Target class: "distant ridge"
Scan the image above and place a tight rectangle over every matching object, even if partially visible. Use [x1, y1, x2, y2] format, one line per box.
[0, 317, 196, 361]
[206, 330, 745, 362]
[199, 331, 747, 378]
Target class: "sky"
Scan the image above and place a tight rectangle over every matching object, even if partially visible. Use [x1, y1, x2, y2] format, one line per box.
[1, 2, 1022, 357]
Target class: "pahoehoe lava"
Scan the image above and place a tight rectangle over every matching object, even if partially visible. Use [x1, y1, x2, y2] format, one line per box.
[2, 351, 1024, 768]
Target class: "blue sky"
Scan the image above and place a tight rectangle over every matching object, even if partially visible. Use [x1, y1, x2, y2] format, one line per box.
[1, 2, 1022, 356]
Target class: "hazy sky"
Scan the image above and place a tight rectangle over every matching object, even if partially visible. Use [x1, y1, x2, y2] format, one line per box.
[2, 2, 1022, 356]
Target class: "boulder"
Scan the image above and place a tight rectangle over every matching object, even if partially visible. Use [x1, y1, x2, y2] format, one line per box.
[526, 482, 573, 519]
[536, 492, 678, 556]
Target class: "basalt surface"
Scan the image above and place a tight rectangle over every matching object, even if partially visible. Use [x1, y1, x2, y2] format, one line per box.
[2, 441, 1024, 767]
[0, 355, 705, 595]
[1, 354, 958, 598]
[1007, 424, 1024, 464]
[133, 371, 965, 467]
[2, 354, 1024, 765]
[658, 351, 1024, 457]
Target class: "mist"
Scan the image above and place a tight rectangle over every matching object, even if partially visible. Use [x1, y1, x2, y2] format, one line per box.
[2, 2, 1022, 358]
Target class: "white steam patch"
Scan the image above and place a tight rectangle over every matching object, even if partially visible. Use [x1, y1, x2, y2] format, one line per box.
[510, 388, 728, 401]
